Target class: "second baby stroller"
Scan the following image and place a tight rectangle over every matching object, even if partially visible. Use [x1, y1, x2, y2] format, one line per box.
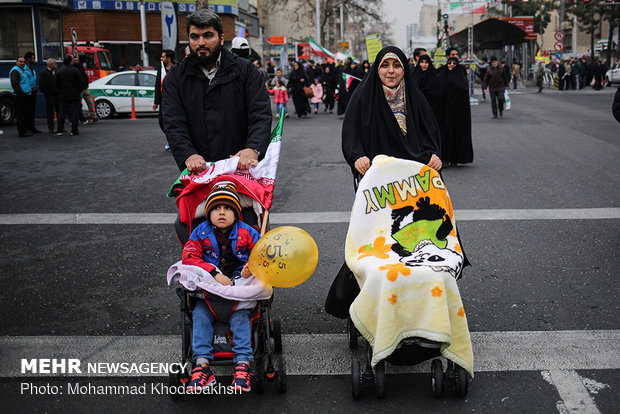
[341, 155, 474, 400]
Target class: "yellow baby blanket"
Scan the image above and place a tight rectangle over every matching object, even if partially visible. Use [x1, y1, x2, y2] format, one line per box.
[346, 155, 473, 377]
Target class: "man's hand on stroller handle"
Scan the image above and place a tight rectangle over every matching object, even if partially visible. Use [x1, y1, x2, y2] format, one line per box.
[185, 154, 208, 174]
[233, 148, 259, 170]
[215, 273, 233, 286]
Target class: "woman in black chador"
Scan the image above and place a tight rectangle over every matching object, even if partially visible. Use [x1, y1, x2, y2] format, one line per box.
[342, 46, 443, 176]
[288, 61, 310, 118]
[437, 56, 473, 167]
[321, 64, 338, 113]
[413, 54, 445, 133]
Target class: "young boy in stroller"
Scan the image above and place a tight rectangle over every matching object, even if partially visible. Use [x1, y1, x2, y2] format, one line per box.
[181, 181, 260, 392]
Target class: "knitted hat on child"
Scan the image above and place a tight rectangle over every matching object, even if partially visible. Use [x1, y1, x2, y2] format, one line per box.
[205, 181, 242, 219]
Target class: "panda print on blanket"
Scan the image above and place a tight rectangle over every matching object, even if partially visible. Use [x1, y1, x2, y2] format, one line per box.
[390, 196, 463, 278]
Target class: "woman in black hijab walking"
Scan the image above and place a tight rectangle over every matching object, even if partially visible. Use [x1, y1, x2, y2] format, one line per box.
[288, 61, 310, 118]
[342, 46, 442, 176]
[413, 54, 445, 132]
[437, 56, 473, 167]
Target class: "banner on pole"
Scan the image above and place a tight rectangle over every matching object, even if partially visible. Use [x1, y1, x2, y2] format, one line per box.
[365, 33, 383, 63]
[161, 2, 177, 51]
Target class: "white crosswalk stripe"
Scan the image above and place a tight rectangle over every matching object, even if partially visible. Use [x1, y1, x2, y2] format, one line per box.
[2, 330, 619, 377]
[0, 208, 618, 225]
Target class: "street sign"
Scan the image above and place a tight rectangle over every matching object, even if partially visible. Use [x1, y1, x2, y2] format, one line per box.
[556, 52, 563, 58]
[70, 27, 78, 44]
[268, 36, 286, 45]
[554, 31, 565, 42]
[70, 27, 78, 58]
[338, 41, 350, 49]
[554, 42, 564, 52]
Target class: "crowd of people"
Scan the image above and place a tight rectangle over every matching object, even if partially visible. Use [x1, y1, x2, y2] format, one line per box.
[9, 53, 99, 137]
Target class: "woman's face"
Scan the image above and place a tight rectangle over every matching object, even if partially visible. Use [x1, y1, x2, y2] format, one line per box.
[378, 57, 404, 88]
[419, 60, 429, 71]
[447, 61, 457, 71]
[292, 62, 299, 69]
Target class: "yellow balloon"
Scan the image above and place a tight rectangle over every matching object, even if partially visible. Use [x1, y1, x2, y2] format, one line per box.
[248, 226, 319, 288]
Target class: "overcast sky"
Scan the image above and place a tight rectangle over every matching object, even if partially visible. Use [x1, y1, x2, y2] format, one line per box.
[382, 0, 429, 50]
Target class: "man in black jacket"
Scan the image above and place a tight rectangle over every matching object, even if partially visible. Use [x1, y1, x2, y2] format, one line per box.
[483, 56, 509, 119]
[56, 54, 88, 136]
[39, 58, 61, 134]
[162, 9, 271, 174]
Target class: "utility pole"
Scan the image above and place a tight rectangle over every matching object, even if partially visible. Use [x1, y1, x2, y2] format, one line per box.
[340, 3, 344, 41]
[316, 0, 321, 45]
[139, 0, 149, 66]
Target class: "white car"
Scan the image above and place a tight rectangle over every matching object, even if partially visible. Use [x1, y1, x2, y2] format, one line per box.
[606, 62, 620, 85]
[84, 70, 157, 118]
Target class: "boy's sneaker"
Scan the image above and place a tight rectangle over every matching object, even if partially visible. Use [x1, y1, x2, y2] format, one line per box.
[187, 363, 216, 393]
[231, 362, 251, 392]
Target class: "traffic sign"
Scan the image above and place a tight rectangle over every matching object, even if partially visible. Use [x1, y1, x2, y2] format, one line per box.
[555, 52, 563, 58]
[554, 31, 565, 42]
[70, 27, 78, 45]
[554, 42, 564, 52]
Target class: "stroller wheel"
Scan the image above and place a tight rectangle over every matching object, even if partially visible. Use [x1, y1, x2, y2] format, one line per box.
[272, 318, 283, 353]
[351, 359, 362, 400]
[253, 359, 265, 394]
[431, 359, 444, 398]
[454, 364, 469, 398]
[276, 355, 287, 393]
[374, 360, 385, 399]
[347, 318, 358, 350]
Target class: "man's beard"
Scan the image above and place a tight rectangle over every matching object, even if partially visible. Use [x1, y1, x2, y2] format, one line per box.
[191, 42, 221, 67]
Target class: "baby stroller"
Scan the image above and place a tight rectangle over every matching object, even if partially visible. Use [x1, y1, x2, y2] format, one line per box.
[167, 117, 287, 394]
[340, 156, 473, 400]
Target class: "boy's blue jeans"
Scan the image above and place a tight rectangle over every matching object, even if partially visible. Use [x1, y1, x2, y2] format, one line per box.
[192, 300, 253, 363]
[276, 103, 287, 116]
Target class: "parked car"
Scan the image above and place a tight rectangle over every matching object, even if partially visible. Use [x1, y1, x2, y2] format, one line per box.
[606, 61, 620, 85]
[0, 78, 15, 126]
[85, 70, 157, 119]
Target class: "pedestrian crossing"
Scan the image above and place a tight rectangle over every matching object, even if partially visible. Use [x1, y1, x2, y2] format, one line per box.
[0, 207, 618, 225]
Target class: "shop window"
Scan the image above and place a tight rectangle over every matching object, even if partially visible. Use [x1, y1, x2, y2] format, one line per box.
[40, 8, 62, 60]
[0, 7, 35, 60]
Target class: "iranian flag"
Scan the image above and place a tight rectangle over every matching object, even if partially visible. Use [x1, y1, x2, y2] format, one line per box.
[160, 61, 167, 93]
[308, 37, 336, 60]
[169, 114, 285, 231]
[343, 73, 362, 91]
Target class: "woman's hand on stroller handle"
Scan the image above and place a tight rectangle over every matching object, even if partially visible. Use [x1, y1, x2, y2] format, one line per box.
[354, 156, 371, 175]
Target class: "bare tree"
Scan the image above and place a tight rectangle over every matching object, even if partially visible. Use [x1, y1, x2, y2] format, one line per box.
[265, 0, 386, 51]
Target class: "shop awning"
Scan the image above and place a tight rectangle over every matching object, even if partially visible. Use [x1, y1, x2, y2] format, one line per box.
[450, 18, 529, 50]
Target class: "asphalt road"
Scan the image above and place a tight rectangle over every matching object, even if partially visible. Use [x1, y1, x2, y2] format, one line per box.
[0, 86, 619, 413]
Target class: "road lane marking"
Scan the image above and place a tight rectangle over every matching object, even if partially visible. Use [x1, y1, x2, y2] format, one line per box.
[1, 330, 618, 377]
[0, 208, 618, 225]
[543, 370, 601, 414]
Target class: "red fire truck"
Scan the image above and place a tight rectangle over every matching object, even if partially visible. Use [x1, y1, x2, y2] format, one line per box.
[66, 45, 115, 83]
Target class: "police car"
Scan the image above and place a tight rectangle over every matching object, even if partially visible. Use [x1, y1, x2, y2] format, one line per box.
[85, 69, 157, 119]
[605, 61, 620, 86]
